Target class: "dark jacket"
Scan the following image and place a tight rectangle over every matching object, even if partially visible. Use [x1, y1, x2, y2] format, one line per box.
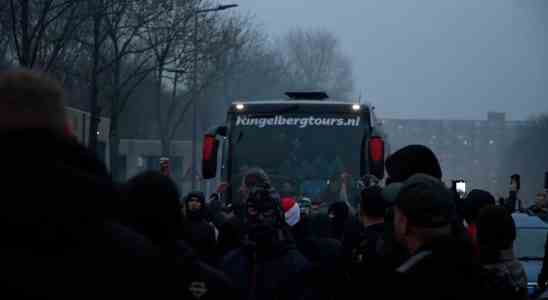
[390, 237, 486, 300]
[505, 191, 524, 213]
[481, 249, 528, 300]
[221, 239, 311, 300]
[120, 171, 236, 299]
[0, 129, 171, 299]
[183, 193, 217, 263]
[299, 238, 349, 300]
[183, 218, 217, 263]
[175, 240, 237, 300]
[347, 223, 390, 298]
[538, 233, 548, 288]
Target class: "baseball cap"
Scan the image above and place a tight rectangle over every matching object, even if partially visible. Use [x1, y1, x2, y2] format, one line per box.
[395, 173, 456, 228]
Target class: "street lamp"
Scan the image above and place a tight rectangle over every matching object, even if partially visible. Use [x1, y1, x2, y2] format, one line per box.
[191, 3, 238, 191]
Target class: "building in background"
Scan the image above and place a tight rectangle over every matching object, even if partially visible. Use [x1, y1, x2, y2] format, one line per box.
[381, 112, 528, 197]
[65, 106, 199, 195]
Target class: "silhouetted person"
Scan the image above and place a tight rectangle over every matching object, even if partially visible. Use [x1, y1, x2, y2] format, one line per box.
[121, 171, 235, 300]
[221, 183, 311, 300]
[0, 69, 171, 299]
[390, 174, 485, 300]
[183, 191, 217, 265]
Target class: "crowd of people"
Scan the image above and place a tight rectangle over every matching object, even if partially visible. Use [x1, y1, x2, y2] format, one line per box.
[1, 68, 547, 300]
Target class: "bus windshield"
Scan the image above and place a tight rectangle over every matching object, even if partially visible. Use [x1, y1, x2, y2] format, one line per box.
[229, 113, 367, 205]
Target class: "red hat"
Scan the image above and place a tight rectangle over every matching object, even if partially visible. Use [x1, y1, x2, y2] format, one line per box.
[280, 196, 301, 226]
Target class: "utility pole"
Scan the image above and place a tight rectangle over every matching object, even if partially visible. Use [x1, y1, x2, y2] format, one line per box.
[190, 4, 238, 191]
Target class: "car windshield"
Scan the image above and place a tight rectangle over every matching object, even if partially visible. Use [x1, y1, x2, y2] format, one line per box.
[515, 227, 548, 260]
[230, 113, 366, 202]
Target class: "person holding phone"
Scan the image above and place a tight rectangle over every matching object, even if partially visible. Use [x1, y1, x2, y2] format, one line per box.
[504, 174, 524, 213]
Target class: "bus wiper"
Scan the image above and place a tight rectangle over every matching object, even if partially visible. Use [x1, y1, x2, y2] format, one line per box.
[236, 131, 243, 144]
[518, 257, 543, 261]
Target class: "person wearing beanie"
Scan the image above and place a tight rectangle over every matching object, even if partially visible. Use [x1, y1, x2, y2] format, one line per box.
[390, 174, 486, 300]
[347, 186, 391, 299]
[385, 144, 442, 184]
[477, 206, 528, 300]
[182, 191, 217, 265]
[121, 172, 236, 300]
[221, 183, 311, 300]
[462, 189, 496, 257]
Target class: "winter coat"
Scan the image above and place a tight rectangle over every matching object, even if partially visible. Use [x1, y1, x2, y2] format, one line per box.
[481, 249, 528, 300]
[389, 237, 486, 300]
[298, 238, 349, 300]
[347, 223, 391, 298]
[0, 129, 172, 299]
[221, 239, 311, 300]
[174, 240, 237, 300]
[183, 218, 217, 264]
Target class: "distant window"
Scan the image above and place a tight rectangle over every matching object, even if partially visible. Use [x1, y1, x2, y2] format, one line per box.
[144, 156, 161, 170]
[96, 141, 107, 163]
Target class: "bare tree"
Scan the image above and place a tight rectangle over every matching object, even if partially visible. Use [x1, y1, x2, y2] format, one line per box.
[280, 28, 354, 98]
[143, 0, 197, 156]
[100, 0, 165, 180]
[74, 0, 166, 167]
[2, 0, 85, 71]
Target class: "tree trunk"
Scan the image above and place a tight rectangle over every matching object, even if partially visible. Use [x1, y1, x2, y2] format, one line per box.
[20, 0, 31, 67]
[109, 116, 121, 181]
[88, 1, 102, 151]
[109, 53, 122, 180]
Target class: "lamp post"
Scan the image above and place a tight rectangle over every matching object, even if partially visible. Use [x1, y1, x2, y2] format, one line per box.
[191, 4, 238, 191]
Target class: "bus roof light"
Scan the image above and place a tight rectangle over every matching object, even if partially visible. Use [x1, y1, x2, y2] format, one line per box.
[352, 104, 361, 111]
[235, 103, 245, 110]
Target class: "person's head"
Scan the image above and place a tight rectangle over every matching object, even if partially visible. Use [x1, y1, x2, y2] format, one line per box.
[299, 197, 312, 216]
[360, 186, 387, 224]
[121, 171, 182, 243]
[281, 181, 294, 196]
[0, 69, 67, 133]
[462, 189, 496, 225]
[328, 201, 349, 224]
[184, 191, 206, 220]
[476, 206, 516, 254]
[536, 192, 547, 208]
[327, 176, 340, 193]
[386, 145, 442, 184]
[239, 168, 271, 204]
[245, 183, 285, 244]
[511, 174, 520, 191]
[393, 174, 456, 254]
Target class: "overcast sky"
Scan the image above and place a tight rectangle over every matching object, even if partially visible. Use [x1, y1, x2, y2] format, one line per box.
[235, 0, 547, 120]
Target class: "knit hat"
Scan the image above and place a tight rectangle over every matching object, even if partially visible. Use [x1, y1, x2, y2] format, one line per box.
[386, 145, 442, 183]
[281, 196, 301, 226]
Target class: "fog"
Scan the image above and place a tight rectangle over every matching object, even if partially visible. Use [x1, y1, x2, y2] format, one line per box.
[237, 0, 548, 120]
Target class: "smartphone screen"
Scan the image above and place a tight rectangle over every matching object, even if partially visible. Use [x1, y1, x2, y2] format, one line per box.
[456, 181, 466, 194]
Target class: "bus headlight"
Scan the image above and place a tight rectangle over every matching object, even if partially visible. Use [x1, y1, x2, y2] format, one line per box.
[352, 104, 361, 111]
[235, 103, 245, 110]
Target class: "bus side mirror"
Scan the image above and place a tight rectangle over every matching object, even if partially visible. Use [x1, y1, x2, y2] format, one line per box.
[202, 134, 219, 179]
[216, 126, 227, 137]
[367, 136, 385, 180]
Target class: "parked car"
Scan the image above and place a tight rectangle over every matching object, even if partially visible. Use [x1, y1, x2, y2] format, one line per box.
[513, 213, 548, 297]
